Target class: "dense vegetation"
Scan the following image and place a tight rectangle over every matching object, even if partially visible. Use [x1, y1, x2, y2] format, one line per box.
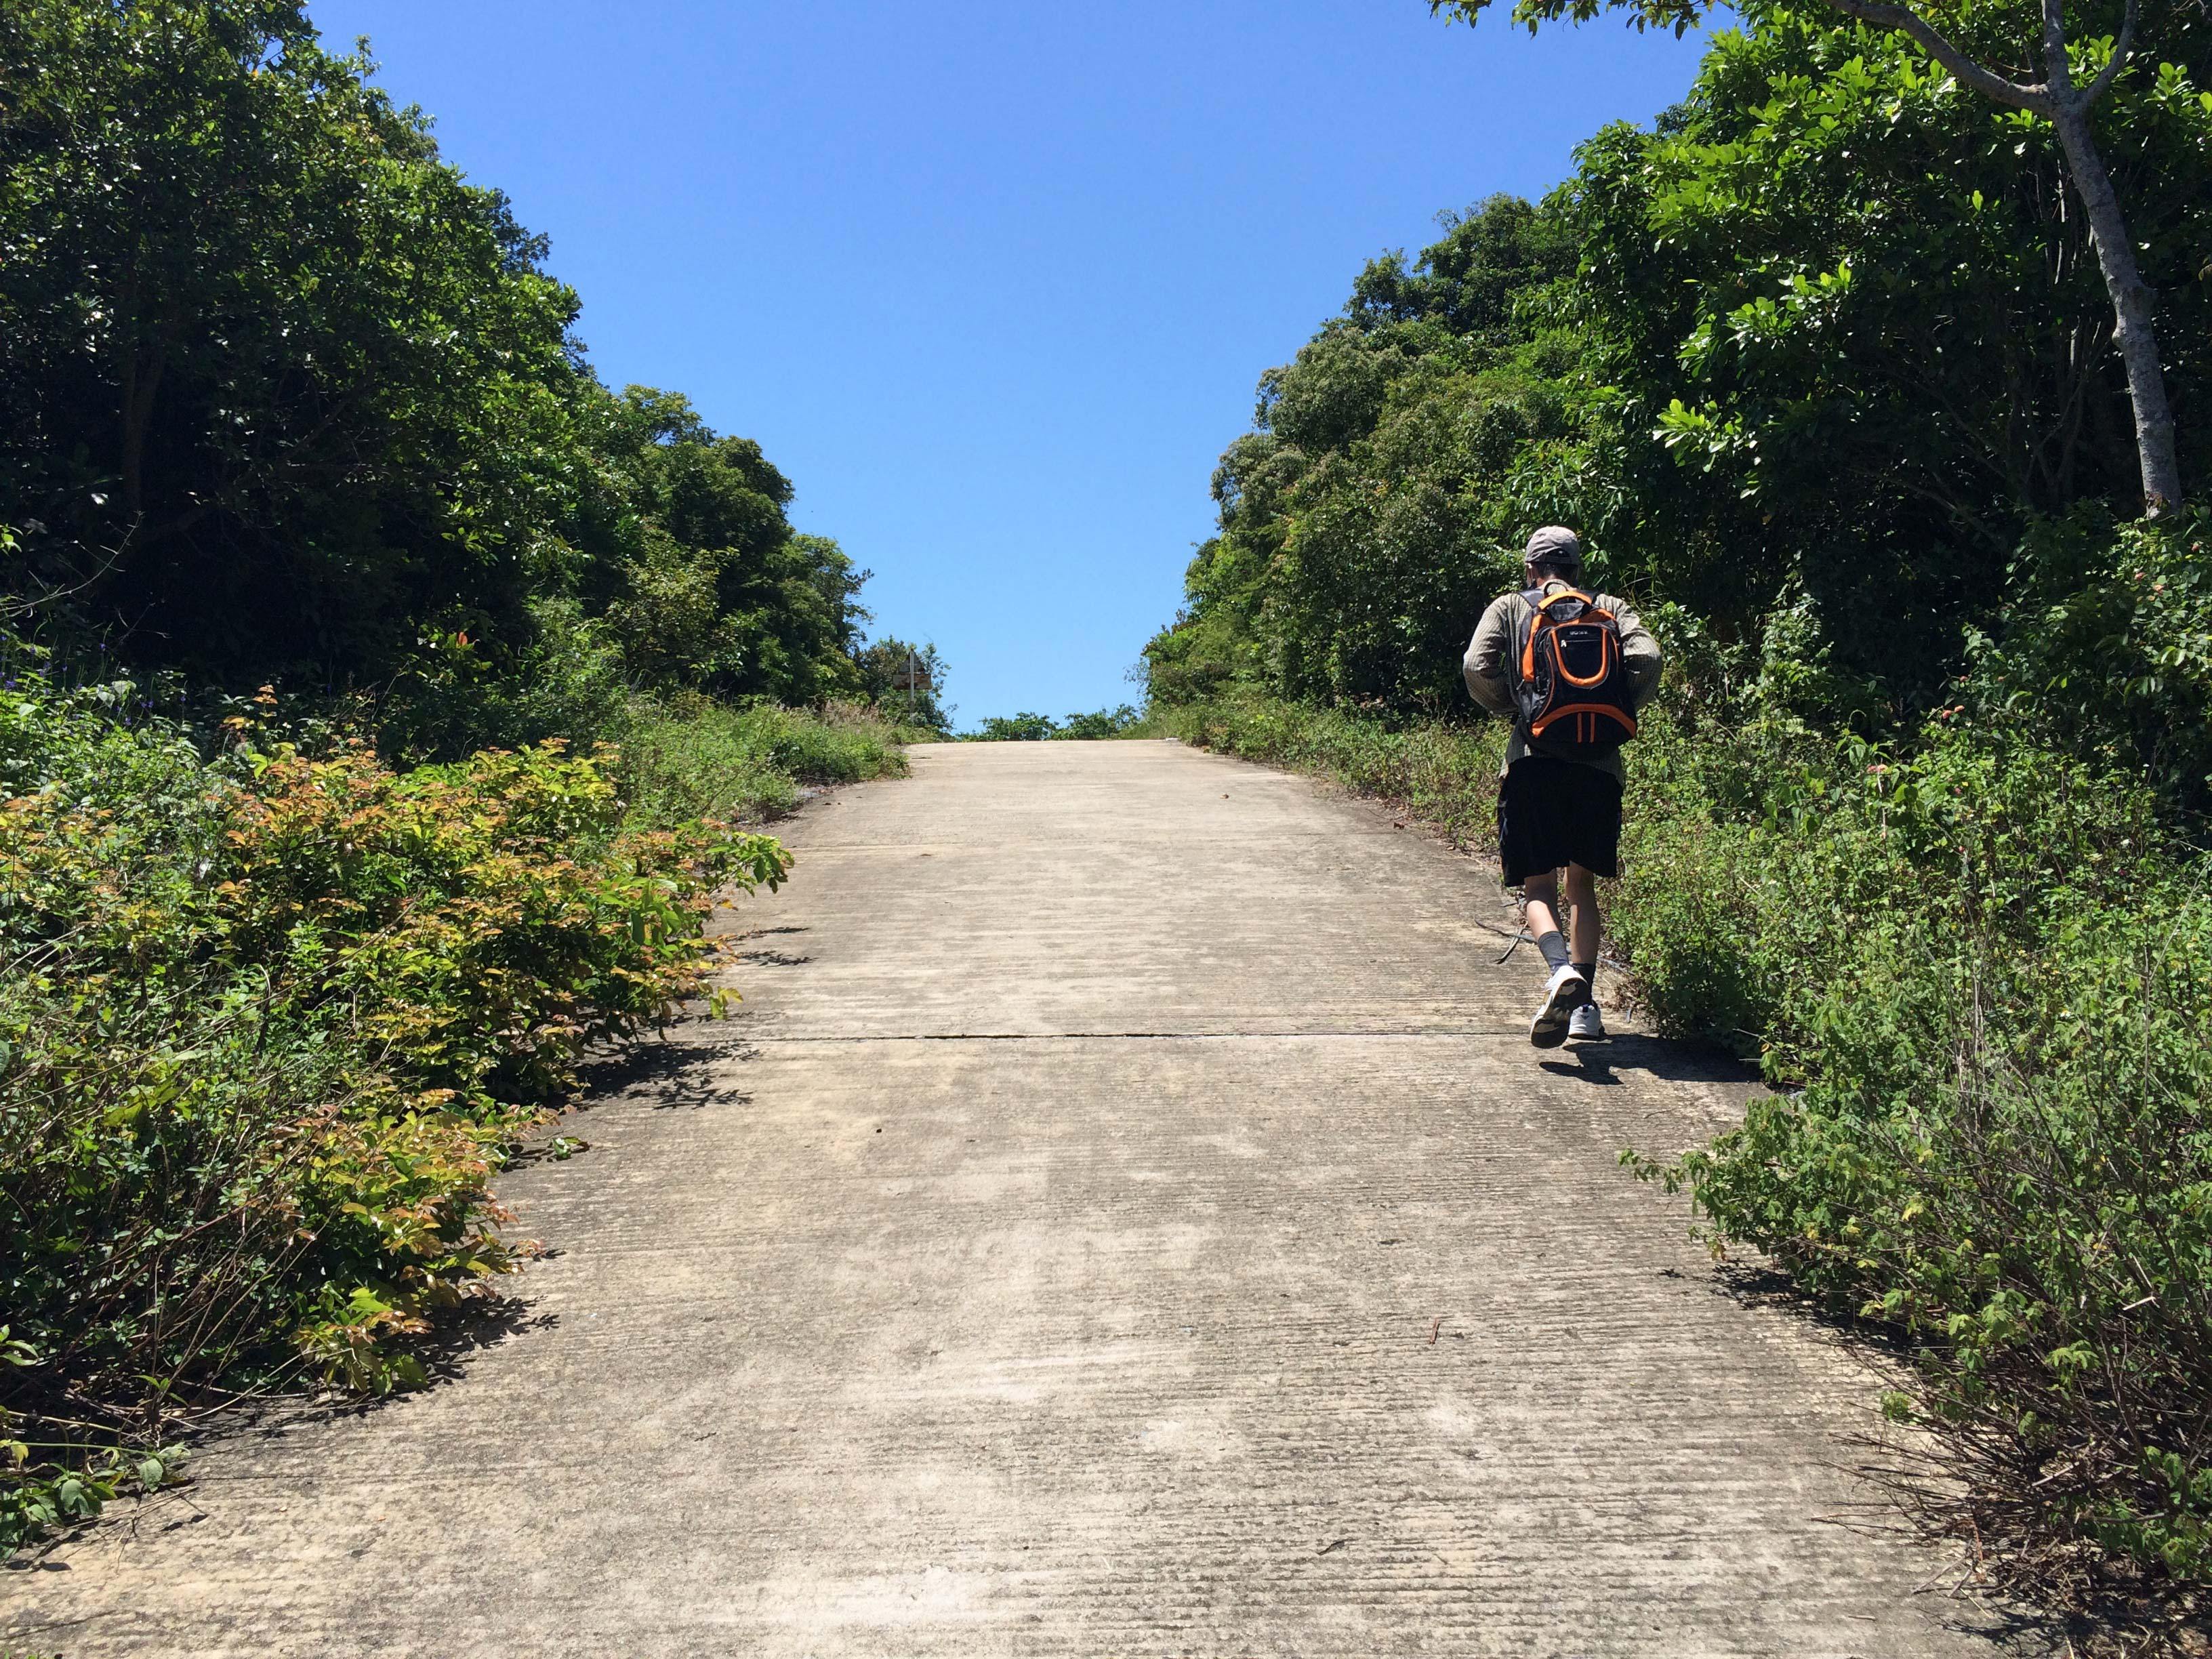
[0, 5, 931, 746]
[1145, 0, 2211, 1629]
[0, 1, 937, 1549]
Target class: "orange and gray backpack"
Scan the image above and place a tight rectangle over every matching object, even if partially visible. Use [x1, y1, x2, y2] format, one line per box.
[1512, 583, 1637, 758]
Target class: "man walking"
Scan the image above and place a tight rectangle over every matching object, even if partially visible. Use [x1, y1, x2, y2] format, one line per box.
[1463, 526, 1662, 1047]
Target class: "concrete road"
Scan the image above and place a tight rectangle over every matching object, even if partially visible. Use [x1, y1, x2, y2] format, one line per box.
[5, 741, 2041, 1657]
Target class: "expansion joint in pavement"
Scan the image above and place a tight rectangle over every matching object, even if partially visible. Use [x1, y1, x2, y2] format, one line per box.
[731, 1029, 1535, 1043]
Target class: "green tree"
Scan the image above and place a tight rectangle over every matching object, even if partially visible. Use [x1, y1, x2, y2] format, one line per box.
[1430, 0, 2198, 514]
[1153, 1, 2210, 716]
[1, 5, 892, 739]
[855, 636, 951, 731]
[573, 387, 868, 703]
[1146, 195, 1589, 712]
[0, 0, 581, 680]
[972, 712, 1059, 741]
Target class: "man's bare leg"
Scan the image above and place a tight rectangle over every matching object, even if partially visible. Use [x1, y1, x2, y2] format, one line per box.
[1562, 863, 1599, 968]
[1563, 863, 1605, 1036]
[1524, 865, 1597, 955]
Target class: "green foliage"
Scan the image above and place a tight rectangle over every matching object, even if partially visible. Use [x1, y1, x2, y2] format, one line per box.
[1, 0, 581, 684]
[1055, 704, 1148, 739]
[1155, 4, 2212, 720]
[853, 637, 953, 734]
[966, 705, 1151, 741]
[1563, 0, 2212, 698]
[1973, 512, 2212, 817]
[1591, 547, 2212, 1597]
[1146, 195, 1583, 714]
[1620, 712, 2212, 1592]
[615, 699, 916, 828]
[0, 672, 787, 1549]
[969, 712, 1061, 741]
[0, 0, 941, 1568]
[0, 5, 927, 746]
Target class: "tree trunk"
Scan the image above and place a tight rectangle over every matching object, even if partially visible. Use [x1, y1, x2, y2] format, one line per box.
[2047, 100, 2183, 514]
[1815, 0, 2182, 514]
[118, 343, 165, 527]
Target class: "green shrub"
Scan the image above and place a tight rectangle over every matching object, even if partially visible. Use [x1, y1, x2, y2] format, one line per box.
[1976, 512, 2212, 821]
[613, 698, 913, 828]
[0, 675, 788, 1551]
[1624, 716, 2212, 1599]
[968, 711, 1061, 741]
[1644, 895, 2212, 1597]
[1054, 704, 1145, 739]
[967, 705, 1155, 741]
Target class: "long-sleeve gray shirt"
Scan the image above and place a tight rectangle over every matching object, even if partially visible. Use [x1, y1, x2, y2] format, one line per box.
[1462, 583, 1663, 783]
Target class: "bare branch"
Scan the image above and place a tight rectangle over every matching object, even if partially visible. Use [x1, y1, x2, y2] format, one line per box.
[0, 526, 136, 626]
[2081, 0, 2139, 105]
[1821, 0, 2054, 111]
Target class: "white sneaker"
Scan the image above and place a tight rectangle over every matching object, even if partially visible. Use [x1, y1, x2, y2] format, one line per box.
[1530, 964, 1588, 1048]
[1568, 1002, 1607, 1041]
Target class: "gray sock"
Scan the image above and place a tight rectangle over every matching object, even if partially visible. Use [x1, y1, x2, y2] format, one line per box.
[1572, 961, 1597, 1006]
[1534, 929, 1572, 972]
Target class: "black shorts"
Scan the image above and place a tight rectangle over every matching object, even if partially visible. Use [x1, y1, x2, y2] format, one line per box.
[1497, 756, 1622, 888]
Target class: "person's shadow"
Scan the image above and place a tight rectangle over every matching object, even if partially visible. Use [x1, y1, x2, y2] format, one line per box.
[1540, 1032, 1756, 1089]
[1540, 1046, 1620, 1085]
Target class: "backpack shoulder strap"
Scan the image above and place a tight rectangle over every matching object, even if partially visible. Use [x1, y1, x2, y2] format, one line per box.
[1515, 586, 1549, 682]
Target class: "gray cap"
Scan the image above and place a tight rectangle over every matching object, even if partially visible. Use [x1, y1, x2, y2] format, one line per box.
[1523, 525, 1582, 567]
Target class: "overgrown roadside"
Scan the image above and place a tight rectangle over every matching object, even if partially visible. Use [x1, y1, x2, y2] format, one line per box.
[1158, 668, 2212, 1650]
[0, 685, 914, 1556]
[1, 0, 951, 1562]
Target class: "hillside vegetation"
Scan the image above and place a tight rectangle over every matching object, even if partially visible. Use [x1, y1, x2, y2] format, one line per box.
[0, 1, 937, 1549]
[1145, 0, 2211, 1631]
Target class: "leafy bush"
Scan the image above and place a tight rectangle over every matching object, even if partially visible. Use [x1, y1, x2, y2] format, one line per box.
[0, 674, 787, 1551]
[1975, 513, 2212, 820]
[1054, 704, 1148, 739]
[1617, 699, 2212, 1612]
[966, 705, 1153, 741]
[1650, 911, 2212, 1605]
[614, 698, 915, 829]
[968, 712, 1061, 741]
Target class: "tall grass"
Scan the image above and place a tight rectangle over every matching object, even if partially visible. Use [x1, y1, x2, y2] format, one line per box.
[615, 698, 918, 828]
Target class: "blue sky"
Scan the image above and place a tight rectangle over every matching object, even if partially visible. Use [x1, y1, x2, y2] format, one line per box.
[305, 1, 1712, 727]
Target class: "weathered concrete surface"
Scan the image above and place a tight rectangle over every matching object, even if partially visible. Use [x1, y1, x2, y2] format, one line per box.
[5, 741, 2043, 1656]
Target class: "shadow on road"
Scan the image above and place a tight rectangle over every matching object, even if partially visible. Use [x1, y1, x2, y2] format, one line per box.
[571, 1036, 756, 1112]
[1540, 1031, 1760, 1089]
